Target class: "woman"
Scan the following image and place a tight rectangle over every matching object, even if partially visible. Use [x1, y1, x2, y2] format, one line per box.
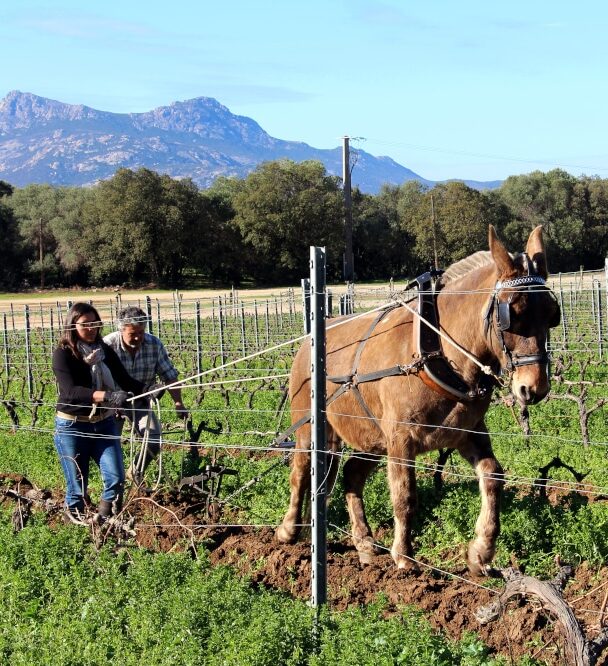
[52, 302, 144, 523]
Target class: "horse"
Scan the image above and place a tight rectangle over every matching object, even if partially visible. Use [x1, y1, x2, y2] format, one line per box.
[276, 225, 560, 575]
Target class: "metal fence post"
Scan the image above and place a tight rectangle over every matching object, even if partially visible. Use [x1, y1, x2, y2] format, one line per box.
[301, 278, 311, 334]
[2, 313, 8, 380]
[195, 300, 202, 376]
[253, 300, 260, 349]
[596, 280, 603, 360]
[218, 296, 226, 368]
[176, 292, 183, 346]
[146, 296, 153, 336]
[240, 301, 247, 357]
[310, 246, 327, 609]
[24, 305, 33, 399]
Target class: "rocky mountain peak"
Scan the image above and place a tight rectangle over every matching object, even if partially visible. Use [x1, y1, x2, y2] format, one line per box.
[0, 91, 498, 192]
[132, 95, 272, 144]
[0, 90, 111, 131]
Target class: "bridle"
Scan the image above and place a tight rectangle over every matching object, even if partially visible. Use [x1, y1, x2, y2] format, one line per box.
[483, 269, 556, 372]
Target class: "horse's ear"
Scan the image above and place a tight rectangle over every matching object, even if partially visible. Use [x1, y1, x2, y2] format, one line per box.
[525, 225, 548, 278]
[488, 225, 515, 277]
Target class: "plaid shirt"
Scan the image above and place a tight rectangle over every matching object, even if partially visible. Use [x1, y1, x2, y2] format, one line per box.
[103, 331, 178, 386]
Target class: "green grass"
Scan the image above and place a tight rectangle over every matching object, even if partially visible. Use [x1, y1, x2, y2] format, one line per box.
[0, 308, 605, 664]
[0, 513, 511, 666]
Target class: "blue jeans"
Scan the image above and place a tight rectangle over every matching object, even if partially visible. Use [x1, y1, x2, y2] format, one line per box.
[54, 415, 125, 512]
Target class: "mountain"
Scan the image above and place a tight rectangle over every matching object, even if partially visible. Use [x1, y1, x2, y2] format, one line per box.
[0, 91, 499, 194]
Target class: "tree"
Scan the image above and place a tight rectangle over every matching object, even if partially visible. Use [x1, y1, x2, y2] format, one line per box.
[0, 180, 14, 199]
[409, 182, 492, 270]
[48, 187, 92, 284]
[9, 184, 62, 288]
[81, 168, 206, 287]
[352, 183, 421, 280]
[496, 170, 607, 272]
[232, 160, 344, 283]
[198, 177, 247, 285]
[0, 199, 25, 289]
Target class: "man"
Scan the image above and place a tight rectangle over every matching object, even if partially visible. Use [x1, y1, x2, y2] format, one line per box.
[104, 306, 188, 484]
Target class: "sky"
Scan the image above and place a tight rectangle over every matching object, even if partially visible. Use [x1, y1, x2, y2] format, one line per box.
[1, 0, 608, 183]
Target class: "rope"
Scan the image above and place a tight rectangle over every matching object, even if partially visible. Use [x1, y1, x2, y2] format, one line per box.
[129, 302, 395, 401]
[392, 293, 499, 380]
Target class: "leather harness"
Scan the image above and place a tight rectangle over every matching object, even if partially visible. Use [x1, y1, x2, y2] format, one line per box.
[274, 263, 557, 445]
[274, 271, 492, 444]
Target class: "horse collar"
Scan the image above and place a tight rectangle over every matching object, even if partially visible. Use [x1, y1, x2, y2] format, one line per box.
[414, 272, 491, 402]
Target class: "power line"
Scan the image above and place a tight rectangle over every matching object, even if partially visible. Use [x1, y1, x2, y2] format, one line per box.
[358, 137, 608, 175]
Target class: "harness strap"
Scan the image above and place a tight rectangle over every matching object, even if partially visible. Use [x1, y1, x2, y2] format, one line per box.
[511, 353, 549, 367]
[273, 272, 494, 445]
[272, 367, 382, 445]
[328, 364, 406, 386]
[350, 305, 399, 376]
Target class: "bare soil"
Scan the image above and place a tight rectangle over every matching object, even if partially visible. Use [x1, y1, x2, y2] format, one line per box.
[3, 474, 608, 665]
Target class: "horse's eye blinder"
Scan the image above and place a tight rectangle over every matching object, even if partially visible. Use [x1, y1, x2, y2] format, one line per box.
[496, 287, 561, 333]
[496, 301, 511, 331]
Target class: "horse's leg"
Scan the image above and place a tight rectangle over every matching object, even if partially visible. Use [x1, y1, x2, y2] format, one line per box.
[458, 423, 504, 576]
[387, 432, 418, 569]
[324, 428, 341, 504]
[343, 453, 380, 563]
[276, 423, 311, 543]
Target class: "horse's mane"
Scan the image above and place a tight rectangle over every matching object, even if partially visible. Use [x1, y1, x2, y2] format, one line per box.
[439, 251, 494, 284]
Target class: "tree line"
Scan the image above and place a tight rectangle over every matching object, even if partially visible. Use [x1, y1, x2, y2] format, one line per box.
[1, 161, 607, 290]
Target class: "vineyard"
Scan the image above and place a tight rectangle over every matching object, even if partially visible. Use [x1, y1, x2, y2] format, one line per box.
[1, 272, 608, 665]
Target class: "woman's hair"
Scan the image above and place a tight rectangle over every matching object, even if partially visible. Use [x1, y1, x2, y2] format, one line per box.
[59, 302, 103, 357]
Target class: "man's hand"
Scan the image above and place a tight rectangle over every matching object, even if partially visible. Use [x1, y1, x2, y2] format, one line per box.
[144, 383, 166, 400]
[174, 401, 189, 420]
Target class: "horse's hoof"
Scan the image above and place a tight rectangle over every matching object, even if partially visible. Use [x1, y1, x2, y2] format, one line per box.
[467, 541, 496, 576]
[355, 536, 380, 564]
[275, 524, 297, 544]
[395, 557, 419, 572]
[468, 561, 499, 577]
[357, 550, 376, 565]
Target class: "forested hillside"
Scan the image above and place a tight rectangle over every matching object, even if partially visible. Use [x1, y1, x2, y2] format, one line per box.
[1, 162, 606, 290]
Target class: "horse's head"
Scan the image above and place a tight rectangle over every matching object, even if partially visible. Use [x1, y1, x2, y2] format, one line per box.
[486, 225, 561, 406]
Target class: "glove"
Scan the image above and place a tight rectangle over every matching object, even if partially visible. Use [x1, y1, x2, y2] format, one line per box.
[144, 383, 166, 400]
[104, 390, 132, 408]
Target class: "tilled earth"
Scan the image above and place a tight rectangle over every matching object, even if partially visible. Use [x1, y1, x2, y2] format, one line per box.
[3, 474, 608, 665]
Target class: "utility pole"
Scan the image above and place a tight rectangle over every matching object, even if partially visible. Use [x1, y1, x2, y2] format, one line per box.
[39, 217, 44, 289]
[342, 136, 354, 282]
[430, 194, 439, 270]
